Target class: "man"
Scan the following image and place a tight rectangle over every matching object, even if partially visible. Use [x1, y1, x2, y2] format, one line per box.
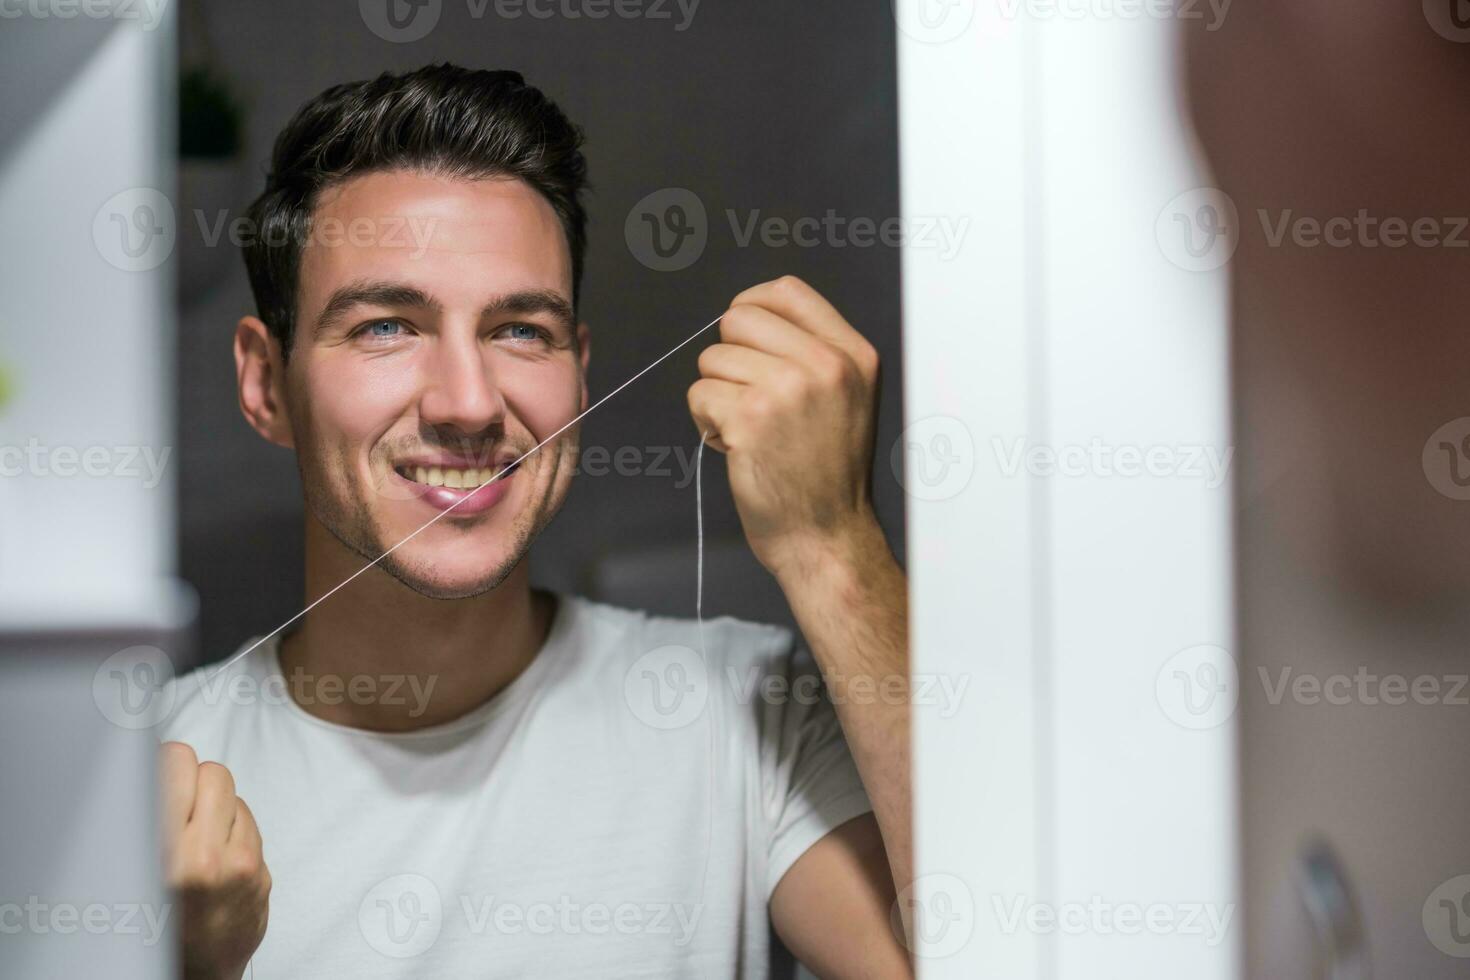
[160, 64, 912, 978]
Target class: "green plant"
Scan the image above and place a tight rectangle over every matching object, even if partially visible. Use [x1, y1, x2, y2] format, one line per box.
[179, 66, 243, 159]
[0, 360, 14, 412]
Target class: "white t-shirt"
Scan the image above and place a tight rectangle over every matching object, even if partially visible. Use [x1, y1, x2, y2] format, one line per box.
[160, 594, 872, 979]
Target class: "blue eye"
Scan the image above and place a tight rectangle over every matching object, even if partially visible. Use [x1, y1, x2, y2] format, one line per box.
[359, 319, 403, 340]
[504, 323, 544, 342]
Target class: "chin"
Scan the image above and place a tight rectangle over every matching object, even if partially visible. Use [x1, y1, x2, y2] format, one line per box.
[378, 548, 525, 600]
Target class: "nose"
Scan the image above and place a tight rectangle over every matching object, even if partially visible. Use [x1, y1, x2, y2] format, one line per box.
[417, 332, 506, 437]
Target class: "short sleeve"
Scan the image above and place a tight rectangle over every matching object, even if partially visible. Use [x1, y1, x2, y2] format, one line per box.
[758, 637, 875, 900]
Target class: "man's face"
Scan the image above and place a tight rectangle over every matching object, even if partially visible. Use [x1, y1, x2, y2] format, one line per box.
[284, 170, 587, 598]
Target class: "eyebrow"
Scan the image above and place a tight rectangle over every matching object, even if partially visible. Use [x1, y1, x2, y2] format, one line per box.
[312, 282, 575, 336]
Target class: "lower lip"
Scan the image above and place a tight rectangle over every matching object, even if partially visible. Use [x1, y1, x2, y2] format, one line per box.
[395, 468, 515, 516]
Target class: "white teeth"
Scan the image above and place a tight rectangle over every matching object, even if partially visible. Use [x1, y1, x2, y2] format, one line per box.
[405, 465, 497, 489]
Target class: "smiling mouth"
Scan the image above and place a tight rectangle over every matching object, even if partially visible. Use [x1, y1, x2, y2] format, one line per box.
[393, 459, 521, 490]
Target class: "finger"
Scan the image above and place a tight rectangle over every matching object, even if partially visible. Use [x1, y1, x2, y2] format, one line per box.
[190, 761, 239, 848]
[730, 276, 865, 356]
[159, 742, 199, 849]
[719, 302, 832, 362]
[687, 377, 741, 452]
[228, 796, 264, 858]
[697, 342, 793, 387]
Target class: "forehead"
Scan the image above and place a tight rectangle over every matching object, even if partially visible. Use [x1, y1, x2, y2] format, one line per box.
[296, 170, 573, 313]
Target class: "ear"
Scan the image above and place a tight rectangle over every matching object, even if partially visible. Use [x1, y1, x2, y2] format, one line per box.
[234, 315, 295, 449]
[576, 320, 592, 413]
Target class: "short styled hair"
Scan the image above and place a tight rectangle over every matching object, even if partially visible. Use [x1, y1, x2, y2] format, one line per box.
[241, 64, 589, 358]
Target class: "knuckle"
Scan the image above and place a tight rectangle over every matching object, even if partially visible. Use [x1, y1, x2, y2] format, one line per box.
[197, 761, 235, 792]
[773, 274, 806, 293]
[696, 345, 719, 374]
[183, 847, 221, 884]
[160, 741, 197, 770]
[225, 848, 261, 881]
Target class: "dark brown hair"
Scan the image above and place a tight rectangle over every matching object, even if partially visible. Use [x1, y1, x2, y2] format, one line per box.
[241, 64, 589, 359]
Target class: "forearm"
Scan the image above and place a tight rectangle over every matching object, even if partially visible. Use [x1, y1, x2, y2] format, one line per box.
[772, 513, 913, 893]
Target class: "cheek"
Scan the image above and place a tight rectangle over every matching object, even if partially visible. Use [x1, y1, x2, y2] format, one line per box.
[500, 358, 585, 442]
[300, 360, 416, 454]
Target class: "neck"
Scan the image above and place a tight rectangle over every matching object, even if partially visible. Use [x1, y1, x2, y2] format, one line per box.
[279, 514, 552, 732]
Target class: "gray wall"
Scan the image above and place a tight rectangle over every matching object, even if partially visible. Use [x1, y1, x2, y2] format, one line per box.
[177, 0, 904, 662]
